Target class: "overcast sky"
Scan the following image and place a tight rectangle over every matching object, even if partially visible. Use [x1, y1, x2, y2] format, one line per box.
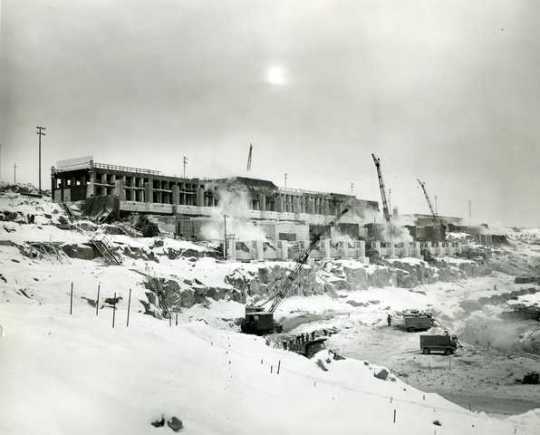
[1, 0, 539, 227]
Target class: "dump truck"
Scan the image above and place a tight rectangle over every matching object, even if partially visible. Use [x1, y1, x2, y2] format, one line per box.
[402, 314, 433, 332]
[420, 334, 458, 355]
[395, 310, 434, 332]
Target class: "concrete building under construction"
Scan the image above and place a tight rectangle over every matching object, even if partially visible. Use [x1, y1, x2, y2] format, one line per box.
[51, 157, 380, 242]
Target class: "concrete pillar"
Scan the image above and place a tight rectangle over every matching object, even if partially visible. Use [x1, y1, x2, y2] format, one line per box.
[279, 241, 288, 260]
[255, 240, 264, 260]
[172, 185, 180, 205]
[196, 186, 204, 207]
[87, 171, 96, 198]
[414, 242, 421, 258]
[259, 193, 266, 211]
[342, 241, 350, 258]
[227, 238, 236, 261]
[114, 180, 125, 201]
[403, 242, 410, 257]
[389, 243, 396, 258]
[374, 241, 382, 257]
[323, 238, 331, 259]
[358, 240, 366, 260]
[144, 182, 152, 203]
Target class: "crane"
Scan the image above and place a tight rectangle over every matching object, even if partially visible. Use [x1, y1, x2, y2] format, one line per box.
[371, 153, 391, 223]
[416, 179, 438, 223]
[241, 207, 350, 335]
[246, 143, 253, 171]
[417, 178, 446, 245]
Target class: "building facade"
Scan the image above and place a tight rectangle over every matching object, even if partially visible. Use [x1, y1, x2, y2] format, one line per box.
[51, 157, 380, 242]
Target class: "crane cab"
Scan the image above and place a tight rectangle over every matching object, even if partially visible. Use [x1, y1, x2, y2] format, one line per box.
[240, 306, 282, 335]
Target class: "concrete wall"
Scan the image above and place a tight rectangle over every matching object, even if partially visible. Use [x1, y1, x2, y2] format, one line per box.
[225, 239, 466, 262]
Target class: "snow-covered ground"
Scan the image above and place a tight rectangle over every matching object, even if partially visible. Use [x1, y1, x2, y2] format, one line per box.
[1, 302, 539, 435]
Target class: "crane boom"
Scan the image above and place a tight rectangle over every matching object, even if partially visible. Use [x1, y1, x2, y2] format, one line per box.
[371, 153, 391, 223]
[264, 206, 350, 313]
[416, 179, 437, 222]
[241, 206, 351, 335]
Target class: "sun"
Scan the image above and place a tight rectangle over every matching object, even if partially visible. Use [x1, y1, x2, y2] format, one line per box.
[265, 66, 287, 86]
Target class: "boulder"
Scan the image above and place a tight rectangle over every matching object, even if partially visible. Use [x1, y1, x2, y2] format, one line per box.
[167, 416, 183, 432]
[374, 368, 389, 380]
[62, 243, 97, 260]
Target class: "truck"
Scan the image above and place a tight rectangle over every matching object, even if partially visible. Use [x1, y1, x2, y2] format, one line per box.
[420, 334, 458, 355]
[402, 314, 434, 332]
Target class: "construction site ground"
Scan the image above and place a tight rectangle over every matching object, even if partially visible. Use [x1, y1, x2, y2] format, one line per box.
[327, 324, 540, 416]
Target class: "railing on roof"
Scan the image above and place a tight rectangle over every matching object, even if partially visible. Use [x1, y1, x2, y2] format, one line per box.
[278, 186, 355, 197]
[52, 161, 162, 176]
[91, 162, 161, 176]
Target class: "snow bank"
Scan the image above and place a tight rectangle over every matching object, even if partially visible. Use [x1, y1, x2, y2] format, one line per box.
[1, 304, 538, 435]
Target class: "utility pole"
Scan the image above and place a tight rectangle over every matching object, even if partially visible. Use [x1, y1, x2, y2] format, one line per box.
[36, 126, 46, 193]
[350, 182, 354, 194]
[183, 155, 188, 178]
[468, 200, 472, 220]
[284, 173, 288, 187]
[223, 215, 228, 259]
[434, 195, 438, 215]
[13, 163, 16, 184]
[0, 143, 2, 181]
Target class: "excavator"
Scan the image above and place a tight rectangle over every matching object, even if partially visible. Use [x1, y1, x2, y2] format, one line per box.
[240, 207, 350, 335]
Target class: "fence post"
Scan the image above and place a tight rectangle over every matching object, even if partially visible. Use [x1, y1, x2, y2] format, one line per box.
[69, 282, 73, 315]
[96, 283, 100, 316]
[175, 312, 178, 326]
[112, 292, 116, 328]
[126, 288, 132, 327]
[277, 360, 281, 374]
[393, 409, 396, 424]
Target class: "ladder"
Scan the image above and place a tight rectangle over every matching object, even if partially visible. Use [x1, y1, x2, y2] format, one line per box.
[90, 235, 122, 265]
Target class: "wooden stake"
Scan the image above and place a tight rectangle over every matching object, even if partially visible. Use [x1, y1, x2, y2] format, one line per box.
[277, 360, 281, 374]
[393, 409, 396, 424]
[112, 292, 116, 328]
[69, 282, 73, 315]
[96, 283, 100, 316]
[126, 288, 132, 327]
[175, 312, 178, 326]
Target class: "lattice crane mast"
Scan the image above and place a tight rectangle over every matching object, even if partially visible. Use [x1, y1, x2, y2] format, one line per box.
[241, 207, 350, 335]
[371, 153, 391, 223]
[416, 179, 438, 223]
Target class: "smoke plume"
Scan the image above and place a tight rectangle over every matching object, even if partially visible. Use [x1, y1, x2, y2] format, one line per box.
[200, 188, 267, 242]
